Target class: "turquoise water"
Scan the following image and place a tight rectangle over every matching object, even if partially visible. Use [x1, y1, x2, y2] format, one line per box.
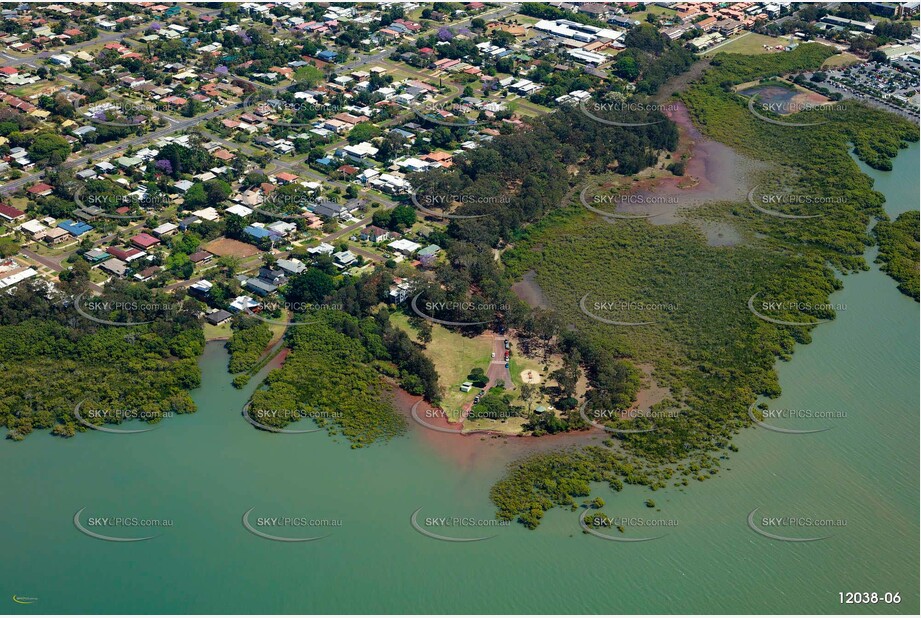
[853, 140, 920, 218]
[1, 146, 918, 614]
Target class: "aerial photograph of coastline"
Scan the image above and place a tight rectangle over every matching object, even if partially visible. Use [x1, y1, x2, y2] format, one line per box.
[0, 1, 917, 616]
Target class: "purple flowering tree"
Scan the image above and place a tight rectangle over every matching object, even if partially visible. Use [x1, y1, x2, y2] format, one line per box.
[154, 159, 173, 175]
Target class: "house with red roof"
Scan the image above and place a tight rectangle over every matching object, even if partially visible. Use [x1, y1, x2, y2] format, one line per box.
[26, 182, 53, 197]
[106, 246, 145, 262]
[0, 203, 26, 222]
[129, 233, 160, 250]
[212, 148, 235, 161]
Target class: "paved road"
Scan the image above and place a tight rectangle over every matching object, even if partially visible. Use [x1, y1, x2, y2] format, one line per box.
[485, 335, 514, 390]
[2, 27, 149, 68]
[20, 247, 65, 272]
[0, 104, 244, 194]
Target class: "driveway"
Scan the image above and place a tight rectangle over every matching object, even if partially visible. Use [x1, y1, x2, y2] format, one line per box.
[485, 334, 514, 391]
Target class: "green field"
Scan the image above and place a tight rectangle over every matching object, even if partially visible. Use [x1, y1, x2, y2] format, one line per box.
[628, 5, 678, 22]
[203, 320, 232, 341]
[703, 32, 794, 56]
[391, 312, 493, 420]
[822, 52, 863, 68]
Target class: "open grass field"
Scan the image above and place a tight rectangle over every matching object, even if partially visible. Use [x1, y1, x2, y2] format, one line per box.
[391, 312, 493, 420]
[203, 320, 232, 341]
[703, 32, 793, 56]
[628, 5, 678, 22]
[822, 52, 863, 68]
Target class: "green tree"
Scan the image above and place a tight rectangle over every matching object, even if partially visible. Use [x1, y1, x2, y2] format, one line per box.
[287, 268, 336, 305]
[27, 133, 71, 164]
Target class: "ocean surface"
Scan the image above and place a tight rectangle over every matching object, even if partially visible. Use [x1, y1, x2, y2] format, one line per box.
[1, 143, 917, 614]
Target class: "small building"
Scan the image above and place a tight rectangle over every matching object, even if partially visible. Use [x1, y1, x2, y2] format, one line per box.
[83, 248, 111, 264]
[19, 219, 48, 238]
[418, 244, 441, 259]
[57, 219, 92, 237]
[225, 204, 253, 218]
[133, 265, 160, 282]
[189, 279, 213, 298]
[152, 223, 179, 238]
[388, 238, 421, 255]
[100, 258, 128, 278]
[312, 200, 346, 220]
[205, 309, 232, 326]
[26, 182, 54, 197]
[244, 277, 277, 296]
[333, 250, 357, 268]
[106, 246, 145, 262]
[0, 203, 26, 222]
[307, 242, 335, 255]
[243, 225, 277, 241]
[0, 261, 36, 290]
[42, 227, 72, 245]
[179, 215, 201, 230]
[276, 258, 306, 275]
[360, 225, 390, 243]
[130, 233, 160, 250]
[229, 295, 260, 313]
[189, 250, 213, 265]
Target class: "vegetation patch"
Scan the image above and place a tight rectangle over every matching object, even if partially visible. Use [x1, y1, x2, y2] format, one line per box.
[489, 44, 918, 528]
[874, 211, 920, 301]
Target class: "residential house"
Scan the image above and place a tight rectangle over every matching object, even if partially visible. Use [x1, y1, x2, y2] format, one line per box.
[130, 233, 160, 250]
[360, 225, 390, 243]
[0, 203, 26, 222]
[333, 250, 357, 268]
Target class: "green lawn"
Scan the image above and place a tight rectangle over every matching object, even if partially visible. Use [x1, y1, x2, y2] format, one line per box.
[822, 53, 863, 68]
[203, 321, 232, 341]
[391, 312, 493, 420]
[703, 33, 793, 56]
[628, 6, 678, 22]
